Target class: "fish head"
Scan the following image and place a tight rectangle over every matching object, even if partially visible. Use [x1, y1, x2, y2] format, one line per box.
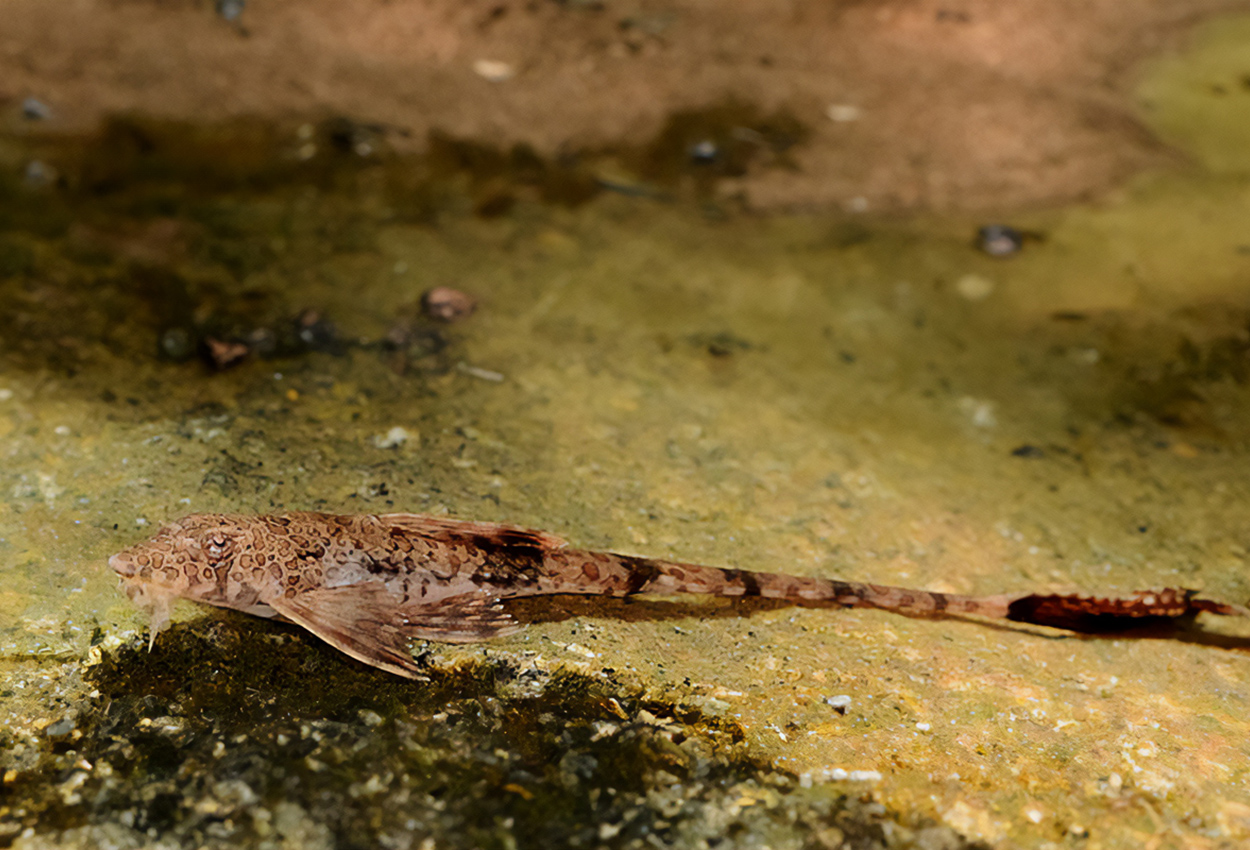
[110, 514, 261, 636]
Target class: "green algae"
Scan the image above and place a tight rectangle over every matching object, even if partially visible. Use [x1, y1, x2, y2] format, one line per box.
[1138, 16, 1250, 175]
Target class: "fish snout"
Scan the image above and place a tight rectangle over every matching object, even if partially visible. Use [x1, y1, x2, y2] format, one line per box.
[109, 552, 136, 577]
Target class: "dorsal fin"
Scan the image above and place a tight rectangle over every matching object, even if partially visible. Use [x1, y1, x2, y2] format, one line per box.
[377, 513, 569, 551]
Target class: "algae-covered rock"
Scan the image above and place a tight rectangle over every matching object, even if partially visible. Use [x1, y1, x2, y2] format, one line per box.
[2, 619, 974, 850]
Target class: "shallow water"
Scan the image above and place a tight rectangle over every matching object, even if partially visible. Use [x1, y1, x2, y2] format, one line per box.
[4, 15, 1250, 850]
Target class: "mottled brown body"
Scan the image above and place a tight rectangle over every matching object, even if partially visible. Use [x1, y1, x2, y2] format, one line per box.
[110, 512, 1248, 678]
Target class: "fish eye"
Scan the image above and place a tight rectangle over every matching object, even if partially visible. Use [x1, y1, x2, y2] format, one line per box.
[204, 533, 234, 563]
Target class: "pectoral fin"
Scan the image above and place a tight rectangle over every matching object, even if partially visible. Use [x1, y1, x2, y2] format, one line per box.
[401, 593, 523, 644]
[269, 585, 523, 678]
[269, 583, 428, 679]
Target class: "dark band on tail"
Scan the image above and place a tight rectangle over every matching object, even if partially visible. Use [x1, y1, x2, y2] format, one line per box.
[619, 556, 664, 594]
[723, 569, 762, 597]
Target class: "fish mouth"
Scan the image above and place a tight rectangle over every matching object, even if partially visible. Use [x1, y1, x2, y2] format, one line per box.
[109, 552, 136, 577]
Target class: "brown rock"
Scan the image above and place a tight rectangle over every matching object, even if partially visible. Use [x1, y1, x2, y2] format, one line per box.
[421, 287, 476, 323]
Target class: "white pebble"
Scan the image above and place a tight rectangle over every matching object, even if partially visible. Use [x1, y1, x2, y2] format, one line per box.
[457, 362, 505, 382]
[847, 770, 882, 782]
[54, 426, 70, 436]
[825, 694, 852, 709]
[135, 518, 148, 527]
[473, 59, 515, 82]
[0, 389, 12, 401]
[826, 104, 862, 122]
[957, 396, 998, 428]
[955, 273, 995, 301]
[915, 721, 931, 732]
[373, 427, 413, 449]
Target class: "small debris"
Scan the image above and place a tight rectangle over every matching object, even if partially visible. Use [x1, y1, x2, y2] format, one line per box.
[976, 224, 1024, 257]
[847, 770, 882, 782]
[826, 104, 862, 123]
[825, 694, 852, 714]
[22, 97, 51, 121]
[457, 362, 505, 382]
[373, 427, 414, 449]
[422, 287, 477, 323]
[955, 273, 995, 301]
[204, 337, 250, 370]
[296, 309, 339, 352]
[957, 396, 997, 428]
[473, 59, 516, 82]
[688, 139, 719, 163]
[44, 717, 75, 737]
[215, 0, 244, 21]
[1010, 444, 1044, 458]
[563, 642, 598, 659]
[23, 160, 57, 188]
[248, 327, 278, 358]
[159, 327, 196, 362]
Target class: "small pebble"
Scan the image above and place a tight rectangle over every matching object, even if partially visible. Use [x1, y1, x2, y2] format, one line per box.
[215, 0, 244, 21]
[24, 160, 56, 188]
[847, 770, 882, 782]
[204, 337, 249, 370]
[825, 694, 852, 713]
[44, 717, 74, 737]
[373, 426, 413, 449]
[957, 396, 997, 428]
[955, 273, 994, 301]
[22, 97, 51, 121]
[977, 224, 1024, 257]
[688, 140, 719, 163]
[296, 309, 338, 351]
[826, 104, 862, 122]
[242, 328, 275, 358]
[422, 287, 477, 322]
[473, 59, 515, 82]
[457, 363, 504, 382]
[160, 327, 196, 362]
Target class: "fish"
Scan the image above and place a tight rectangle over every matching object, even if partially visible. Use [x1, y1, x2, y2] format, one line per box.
[108, 511, 1249, 678]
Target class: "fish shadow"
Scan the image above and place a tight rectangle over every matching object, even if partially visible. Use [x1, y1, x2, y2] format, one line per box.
[504, 595, 1250, 651]
[503, 594, 794, 627]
